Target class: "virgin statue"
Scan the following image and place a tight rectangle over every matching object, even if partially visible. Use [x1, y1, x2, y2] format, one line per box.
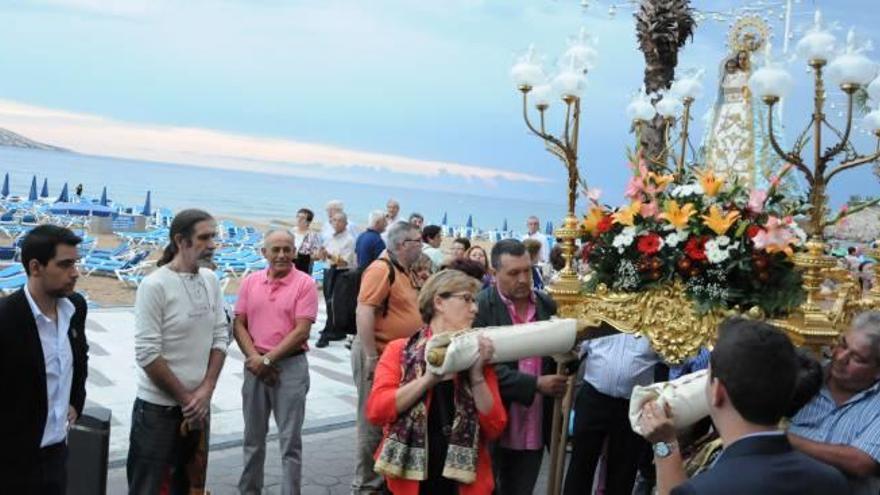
[703, 19, 790, 191]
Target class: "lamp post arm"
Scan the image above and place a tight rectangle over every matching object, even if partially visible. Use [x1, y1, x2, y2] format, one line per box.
[522, 92, 566, 150]
[564, 99, 573, 148]
[767, 101, 814, 183]
[822, 91, 855, 163]
[825, 150, 880, 182]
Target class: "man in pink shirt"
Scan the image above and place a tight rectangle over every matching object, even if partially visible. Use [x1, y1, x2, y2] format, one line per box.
[233, 230, 319, 495]
[472, 239, 568, 495]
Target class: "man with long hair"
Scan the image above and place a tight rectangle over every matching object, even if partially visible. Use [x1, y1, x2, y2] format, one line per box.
[127, 209, 229, 493]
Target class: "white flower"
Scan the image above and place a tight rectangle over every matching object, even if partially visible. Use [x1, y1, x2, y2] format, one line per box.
[705, 238, 731, 264]
[612, 226, 638, 251]
[665, 230, 686, 248]
[716, 235, 730, 247]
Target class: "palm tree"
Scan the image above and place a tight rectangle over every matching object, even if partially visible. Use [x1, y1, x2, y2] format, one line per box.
[635, 0, 696, 167]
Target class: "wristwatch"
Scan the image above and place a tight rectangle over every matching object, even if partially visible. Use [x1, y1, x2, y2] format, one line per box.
[262, 356, 272, 367]
[653, 441, 678, 458]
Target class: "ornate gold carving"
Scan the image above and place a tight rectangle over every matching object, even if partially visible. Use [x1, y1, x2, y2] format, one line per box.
[728, 15, 769, 54]
[557, 282, 727, 364]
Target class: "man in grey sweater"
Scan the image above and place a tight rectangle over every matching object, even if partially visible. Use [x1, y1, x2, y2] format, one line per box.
[127, 209, 229, 494]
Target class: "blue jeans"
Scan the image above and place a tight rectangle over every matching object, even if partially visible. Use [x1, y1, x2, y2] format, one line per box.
[126, 398, 208, 495]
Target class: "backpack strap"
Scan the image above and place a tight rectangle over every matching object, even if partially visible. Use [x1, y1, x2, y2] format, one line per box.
[378, 257, 398, 318]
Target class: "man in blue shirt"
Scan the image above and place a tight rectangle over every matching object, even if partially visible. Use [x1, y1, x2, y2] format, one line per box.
[788, 311, 880, 495]
[356, 210, 387, 268]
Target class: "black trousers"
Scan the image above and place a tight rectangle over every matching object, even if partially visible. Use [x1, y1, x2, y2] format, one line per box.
[494, 446, 543, 495]
[563, 381, 648, 495]
[29, 442, 68, 495]
[320, 267, 346, 336]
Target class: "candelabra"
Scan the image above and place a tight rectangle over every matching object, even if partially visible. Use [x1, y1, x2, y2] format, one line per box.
[627, 73, 703, 178]
[750, 11, 880, 346]
[511, 31, 596, 305]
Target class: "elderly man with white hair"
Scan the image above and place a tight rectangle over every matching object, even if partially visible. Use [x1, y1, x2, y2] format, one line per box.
[356, 210, 388, 269]
[320, 200, 359, 244]
[788, 311, 880, 495]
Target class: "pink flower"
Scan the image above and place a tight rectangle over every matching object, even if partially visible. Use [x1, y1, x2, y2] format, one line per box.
[640, 200, 660, 219]
[753, 216, 796, 256]
[624, 175, 645, 200]
[587, 188, 603, 203]
[747, 189, 767, 213]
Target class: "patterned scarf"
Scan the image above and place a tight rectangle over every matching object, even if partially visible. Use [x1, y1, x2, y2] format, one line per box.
[373, 327, 480, 484]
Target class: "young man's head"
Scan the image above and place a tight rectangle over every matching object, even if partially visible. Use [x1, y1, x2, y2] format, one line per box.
[707, 318, 798, 428]
[491, 239, 532, 302]
[422, 225, 442, 248]
[829, 311, 880, 394]
[261, 229, 296, 277]
[158, 209, 217, 270]
[21, 224, 82, 297]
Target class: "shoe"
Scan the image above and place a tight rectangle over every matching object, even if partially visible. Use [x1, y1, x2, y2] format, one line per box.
[315, 335, 331, 348]
[323, 332, 346, 342]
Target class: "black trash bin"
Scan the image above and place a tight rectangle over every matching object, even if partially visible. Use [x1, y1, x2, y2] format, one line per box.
[67, 406, 112, 495]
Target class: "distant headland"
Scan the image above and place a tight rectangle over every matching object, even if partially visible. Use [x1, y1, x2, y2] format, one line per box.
[0, 127, 68, 152]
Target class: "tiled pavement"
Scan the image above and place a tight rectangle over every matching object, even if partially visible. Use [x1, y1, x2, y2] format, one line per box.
[84, 302, 356, 462]
[106, 424, 553, 494]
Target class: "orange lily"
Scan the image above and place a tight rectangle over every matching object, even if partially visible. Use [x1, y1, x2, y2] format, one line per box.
[659, 200, 696, 230]
[613, 200, 642, 226]
[583, 206, 606, 234]
[701, 205, 740, 235]
[698, 169, 725, 197]
[649, 172, 675, 192]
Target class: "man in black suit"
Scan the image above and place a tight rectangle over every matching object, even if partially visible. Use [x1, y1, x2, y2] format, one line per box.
[472, 239, 567, 495]
[639, 318, 849, 495]
[0, 225, 88, 494]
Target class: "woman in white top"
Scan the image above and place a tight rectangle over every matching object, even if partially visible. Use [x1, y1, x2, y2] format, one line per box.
[292, 208, 321, 275]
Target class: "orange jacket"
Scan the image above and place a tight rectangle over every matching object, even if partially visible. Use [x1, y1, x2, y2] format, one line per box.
[366, 338, 508, 495]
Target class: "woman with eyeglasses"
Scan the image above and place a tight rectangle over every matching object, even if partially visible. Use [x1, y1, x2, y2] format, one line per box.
[366, 270, 507, 495]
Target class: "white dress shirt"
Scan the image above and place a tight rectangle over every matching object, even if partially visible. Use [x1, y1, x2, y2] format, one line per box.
[25, 285, 75, 447]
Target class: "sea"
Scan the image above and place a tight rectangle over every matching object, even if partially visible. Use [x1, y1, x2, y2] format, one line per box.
[0, 147, 566, 232]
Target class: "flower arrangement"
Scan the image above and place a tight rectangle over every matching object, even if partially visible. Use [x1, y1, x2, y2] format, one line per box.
[581, 156, 808, 316]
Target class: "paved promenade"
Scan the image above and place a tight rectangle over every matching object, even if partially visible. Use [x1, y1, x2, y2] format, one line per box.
[84, 302, 357, 461]
[107, 424, 552, 494]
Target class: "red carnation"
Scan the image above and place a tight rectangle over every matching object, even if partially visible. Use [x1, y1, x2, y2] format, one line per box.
[746, 225, 763, 239]
[581, 242, 595, 262]
[684, 236, 708, 261]
[597, 215, 613, 234]
[636, 233, 662, 255]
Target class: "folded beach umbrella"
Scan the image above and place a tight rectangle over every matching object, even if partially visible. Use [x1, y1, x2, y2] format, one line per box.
[545, 221, 554, 236]
[502, 218, 508, 232]
[1, 173, 8, 198]
[40, 178, 49, 198]
[28, 176, 38, 201]
[99, 186, 108, 206]
[441, 211, 448, 226]
[466, 214, 473, 229]
[142, 190, 152, 216]
[56, 182, 69, 203]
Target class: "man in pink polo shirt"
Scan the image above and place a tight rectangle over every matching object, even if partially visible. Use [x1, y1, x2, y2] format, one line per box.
[233, 230, 319, 495]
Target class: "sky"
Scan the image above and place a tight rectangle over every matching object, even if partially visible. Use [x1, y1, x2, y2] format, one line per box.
[0, 0, 878, 208]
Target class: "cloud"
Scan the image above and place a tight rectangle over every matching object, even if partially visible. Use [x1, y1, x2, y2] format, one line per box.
[0, 99, 548, 184]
